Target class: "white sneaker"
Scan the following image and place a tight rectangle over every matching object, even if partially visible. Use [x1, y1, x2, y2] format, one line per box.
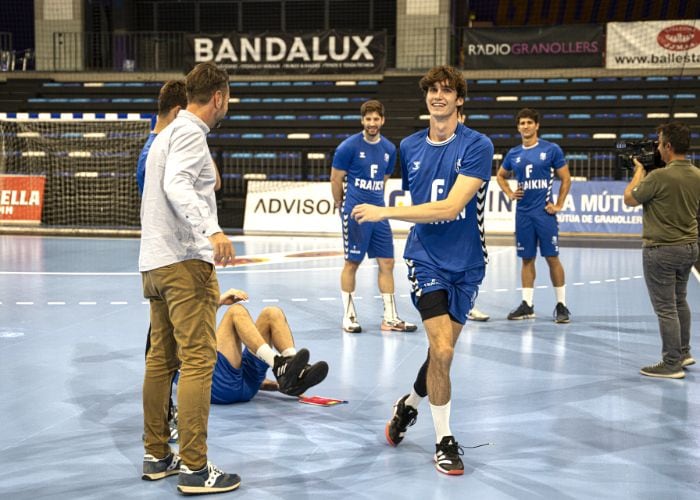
[467, 308, 490, 322]
[343, 315, 362, 333]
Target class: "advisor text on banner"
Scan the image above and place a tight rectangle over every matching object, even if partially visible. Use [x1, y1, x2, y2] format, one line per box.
[0, 175, 46, 224]
[244, 179, 517, 235]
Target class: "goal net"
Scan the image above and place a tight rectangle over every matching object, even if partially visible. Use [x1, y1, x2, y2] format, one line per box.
[0, 118, 150, 229]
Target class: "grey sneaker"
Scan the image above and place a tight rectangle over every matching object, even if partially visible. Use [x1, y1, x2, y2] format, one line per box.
[507, 301, 535, 320]
[553, 302, 571, 323]
[177, 462, 241, 495]
[640, 361, 685, 379]
[142, 452, 181, 481]
[681, 353, 695, 368]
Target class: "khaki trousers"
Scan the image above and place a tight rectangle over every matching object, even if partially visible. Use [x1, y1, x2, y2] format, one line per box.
[142, 259, 219, 469]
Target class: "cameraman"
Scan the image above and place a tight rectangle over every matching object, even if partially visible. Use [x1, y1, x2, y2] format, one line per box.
[623, 121, 700, 379]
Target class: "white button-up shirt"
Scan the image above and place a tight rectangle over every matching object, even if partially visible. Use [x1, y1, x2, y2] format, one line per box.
[139, 110, 222, 272]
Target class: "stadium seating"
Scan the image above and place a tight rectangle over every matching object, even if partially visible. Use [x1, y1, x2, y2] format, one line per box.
[2, 74, 699, 228]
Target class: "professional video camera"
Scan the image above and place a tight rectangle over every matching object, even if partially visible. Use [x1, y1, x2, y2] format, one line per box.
[616, 139, 665, 172]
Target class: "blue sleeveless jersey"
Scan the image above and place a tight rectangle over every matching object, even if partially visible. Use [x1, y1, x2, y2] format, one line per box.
[332, 132, 396, 209]
[400, 123, 494, 273]
[501, 139, 566, 214]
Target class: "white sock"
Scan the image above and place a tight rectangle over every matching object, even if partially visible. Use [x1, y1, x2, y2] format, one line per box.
[255, 344, 277, 367]
[522, 288, 534, 306]
[405, 387, 423, 409]
[341, 291, 357, 319]
[281, 347, 297, 358]
[382, 293, 398, 322]
[554, 286, 566, 305]
[430, 401, 452, 443]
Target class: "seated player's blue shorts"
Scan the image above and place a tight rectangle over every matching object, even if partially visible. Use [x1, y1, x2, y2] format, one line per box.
[210, 348, 269, 404]
[407, 259, 485, 325]
[515, 211, 560, 259]
[342, 210, 394, 262]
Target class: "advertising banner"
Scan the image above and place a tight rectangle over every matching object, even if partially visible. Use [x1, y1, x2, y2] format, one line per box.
[245, 179, 642, 237]
[554, 180, 642, 235]
[607, 20, 700, 69]
[462, 24, 603, 69]
[0, 175, 46, 224]
[186, 30, 386, 75]
[243, 178, 517, 235]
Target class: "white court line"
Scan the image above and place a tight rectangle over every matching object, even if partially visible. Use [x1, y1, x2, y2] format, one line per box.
[589, 280, 601, 284]
[48, 301, 66, 305]
[605, 279, 617, 282]
[16, 301, 34, 305]
[319, 297, 336, 301]
[291, 298, 308, 302]
[79, 301, 97, 305]
[110, 301, 128, 305]
[262, 299, 279, 303]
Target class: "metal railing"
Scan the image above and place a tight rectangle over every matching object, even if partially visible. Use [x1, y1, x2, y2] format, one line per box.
[52, 31, 186, 72]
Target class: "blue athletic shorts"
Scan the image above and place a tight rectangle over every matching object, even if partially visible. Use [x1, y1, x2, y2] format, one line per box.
[407, 260, 485, 325]
[515, 212, 560, 258]
[210, 348, 269, 404]
[342, 211, 394, 262]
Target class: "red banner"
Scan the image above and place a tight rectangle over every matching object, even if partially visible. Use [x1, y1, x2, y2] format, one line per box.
[0, 175, 46, 224]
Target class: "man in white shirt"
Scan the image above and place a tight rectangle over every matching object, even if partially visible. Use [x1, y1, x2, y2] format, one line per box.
[139, 62, 308, 495]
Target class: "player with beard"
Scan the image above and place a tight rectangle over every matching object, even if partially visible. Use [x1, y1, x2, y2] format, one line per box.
[330, 100, 416, 334]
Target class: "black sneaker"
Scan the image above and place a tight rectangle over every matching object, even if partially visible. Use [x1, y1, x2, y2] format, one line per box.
[434, 436, 465, 476]
[553, 302, 571, 323]
[273, 348, 310, 396]
[385, 394, 418, 446]
[640, 360, 685, 379]
[284, 361, 329, 397]
[142, 452, 181, 481]
[177, 462, 241, 495]
[507, 301, 535, 320]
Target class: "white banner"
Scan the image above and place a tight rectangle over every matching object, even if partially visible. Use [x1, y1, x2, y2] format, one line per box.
[606, 20, 700, 69]
[243, 179, 516, 235]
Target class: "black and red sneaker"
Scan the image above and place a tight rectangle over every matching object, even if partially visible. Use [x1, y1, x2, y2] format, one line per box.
[385, 394, 418, 446]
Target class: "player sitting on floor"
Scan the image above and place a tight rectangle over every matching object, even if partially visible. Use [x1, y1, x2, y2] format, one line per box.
[172, 288, 329, 405]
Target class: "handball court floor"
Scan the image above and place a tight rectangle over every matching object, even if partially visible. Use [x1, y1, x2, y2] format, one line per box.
[1, 233, 699, 500]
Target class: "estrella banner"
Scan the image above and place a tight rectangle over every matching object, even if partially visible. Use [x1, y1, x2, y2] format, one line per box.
[0, 175, 46, 224]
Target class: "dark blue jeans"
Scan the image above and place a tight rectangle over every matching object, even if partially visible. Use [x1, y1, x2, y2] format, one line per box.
[642, 242, 699, 365]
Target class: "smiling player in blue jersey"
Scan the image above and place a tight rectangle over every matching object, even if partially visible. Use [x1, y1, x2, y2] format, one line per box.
[496, 108, 572, 323]
[352, 65, 494, 476]
[331, 100, 416, 334]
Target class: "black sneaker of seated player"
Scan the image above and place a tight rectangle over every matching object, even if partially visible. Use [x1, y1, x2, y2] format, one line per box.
[273, 348, 309, 395]
[285, 361, 329, 397]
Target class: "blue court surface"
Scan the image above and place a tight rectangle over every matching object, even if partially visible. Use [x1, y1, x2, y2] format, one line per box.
[1, 234, 699, 500]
